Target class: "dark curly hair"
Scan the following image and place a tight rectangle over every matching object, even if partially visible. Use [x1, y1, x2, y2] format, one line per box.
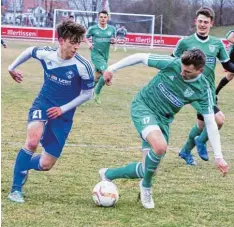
[181, 49, 206, 70]
[57, 19, 86, 43]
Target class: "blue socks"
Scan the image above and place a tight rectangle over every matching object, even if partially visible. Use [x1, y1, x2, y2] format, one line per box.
[28, 154, 42, 171]
[11, 148, 33, 192]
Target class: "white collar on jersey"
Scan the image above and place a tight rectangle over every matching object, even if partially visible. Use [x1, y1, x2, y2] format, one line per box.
[56, 49, 75, 62]
[194, 33, 210, 43]
[98, 24, 108, 30]
[182, 73, 202, 83]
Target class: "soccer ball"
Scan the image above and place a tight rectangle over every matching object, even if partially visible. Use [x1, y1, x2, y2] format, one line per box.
[92, 181, 119, 207]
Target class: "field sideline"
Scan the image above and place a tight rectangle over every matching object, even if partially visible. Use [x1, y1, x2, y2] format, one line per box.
[1, 40, 234, 227]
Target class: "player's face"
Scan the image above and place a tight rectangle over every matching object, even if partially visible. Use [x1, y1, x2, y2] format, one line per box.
[98, 13, 108, 27]
[181, 64, 203, 81]
[59, 38, 80, 59]
[195, 14, 213, 36]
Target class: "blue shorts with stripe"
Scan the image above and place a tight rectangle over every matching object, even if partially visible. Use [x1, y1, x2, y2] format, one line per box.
[28, 103, 73, 158]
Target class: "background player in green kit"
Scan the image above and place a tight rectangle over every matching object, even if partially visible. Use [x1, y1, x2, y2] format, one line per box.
[172, 7, 234, 165]
[100, 49, 228, 209]
[85, 10, 116, 104]
[216, 30, 234, 96]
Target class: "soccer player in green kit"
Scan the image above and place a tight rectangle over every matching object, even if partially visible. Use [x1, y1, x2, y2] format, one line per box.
[85, 10, 116, 104]
[172, 7, 234, 165]
[99, 49, 228, 209]
[216, 30, 234, 96]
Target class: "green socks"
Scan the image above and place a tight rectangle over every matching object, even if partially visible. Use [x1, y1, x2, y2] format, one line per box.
[198, 128, 209, 143]
[105, 162, 144, 180]
[95, 75, 105, 95]
[142, 149, 164, 188]
[182, 125, 202, 152]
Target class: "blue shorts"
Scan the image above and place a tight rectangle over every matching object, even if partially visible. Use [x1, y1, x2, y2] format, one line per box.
[28, 107, 73, 158]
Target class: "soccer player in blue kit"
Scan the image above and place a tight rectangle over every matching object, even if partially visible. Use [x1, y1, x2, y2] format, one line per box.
[7, 20, 95, 203]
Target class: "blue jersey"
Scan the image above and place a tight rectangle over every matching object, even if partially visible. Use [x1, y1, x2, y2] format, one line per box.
[31, 46, 94, 120]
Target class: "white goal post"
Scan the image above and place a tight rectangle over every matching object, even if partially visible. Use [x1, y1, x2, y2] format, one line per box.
[53, 9, 158, 48]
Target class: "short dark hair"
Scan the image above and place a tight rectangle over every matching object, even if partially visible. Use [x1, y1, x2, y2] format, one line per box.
[196, 6, 215, 21]
[181, 49, 206, 70]
[98, 10, 109, 16]
[57, 19, 86, 43]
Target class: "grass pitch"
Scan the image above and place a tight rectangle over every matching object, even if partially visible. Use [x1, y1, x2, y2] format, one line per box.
[1, 40, 234, 227]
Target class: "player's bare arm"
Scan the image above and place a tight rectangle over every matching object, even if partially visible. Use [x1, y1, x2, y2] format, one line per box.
[84, 38, 93, 49]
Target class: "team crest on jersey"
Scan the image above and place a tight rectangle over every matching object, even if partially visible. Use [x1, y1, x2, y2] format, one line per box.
[209, 44, 216, 53]
[66, 70, 75, 79]
[184, 87, 195, 97]
[107, 31, 112, 36]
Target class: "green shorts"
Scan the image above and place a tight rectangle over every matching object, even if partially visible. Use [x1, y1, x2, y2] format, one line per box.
[131, 98, 170, 150]
[92, 57, 108, 72]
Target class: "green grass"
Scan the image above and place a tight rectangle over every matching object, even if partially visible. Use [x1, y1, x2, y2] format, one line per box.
[210, 25, 234, 37]
[2, 40, 234, 227]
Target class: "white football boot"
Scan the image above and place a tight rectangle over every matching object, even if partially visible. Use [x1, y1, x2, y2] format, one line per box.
[99, 168, 111, 181]
[139, 179, 154, 209]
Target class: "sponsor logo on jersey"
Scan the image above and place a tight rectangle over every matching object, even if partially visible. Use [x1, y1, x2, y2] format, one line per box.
[46, 72, 72, 86]
[66, 70, 75, 79]
[206, 57, 216, 64]
[209, 44, 216, 53]
[96, 37, 111, 42]
[158, 83, 184, 107]
[184, 87, 195, 97]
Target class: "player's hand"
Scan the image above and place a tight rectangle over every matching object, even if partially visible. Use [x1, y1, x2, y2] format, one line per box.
[47, 107, 63, 119]
[103, 70, 113, 86]
[9, 70, 23, 83]
[215, 158, 228, 176]
[110, 37, 116, 44]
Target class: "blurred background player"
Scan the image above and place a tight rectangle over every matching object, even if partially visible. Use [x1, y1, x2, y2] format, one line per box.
[100, 49, 228, 209]
[68, 14, 75, 22]
[1, 39, 7, 48]
[114, 25, 128, 52]
[172, 6, 234, 165]
[85, 10, 116, 105]
[7, 20, 94, 203]
[216, 30, 234, 97]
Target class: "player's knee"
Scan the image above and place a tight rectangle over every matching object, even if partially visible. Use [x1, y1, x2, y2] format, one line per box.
[227, 73, 234, 81]
[25, 139, 40, 151]
[216, 113, 225, 129]
[152, 143, 167, 156]
[40, 161, 55, 171]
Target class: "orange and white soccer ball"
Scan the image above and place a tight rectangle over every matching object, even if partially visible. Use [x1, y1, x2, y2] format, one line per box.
[92, 181, 119, 207]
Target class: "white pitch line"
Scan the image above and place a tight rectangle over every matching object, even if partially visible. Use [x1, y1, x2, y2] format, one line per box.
[2, 142, 233, 153]
[2, 141, 180, 152]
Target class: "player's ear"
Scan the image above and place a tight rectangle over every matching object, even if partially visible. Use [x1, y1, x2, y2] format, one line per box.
[210, 20, 214, 27]
[58, 37, 64, 45]
[199, 67, 204, 74]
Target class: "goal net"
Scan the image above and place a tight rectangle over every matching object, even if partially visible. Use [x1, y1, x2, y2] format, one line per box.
[53, 9, 157, 48]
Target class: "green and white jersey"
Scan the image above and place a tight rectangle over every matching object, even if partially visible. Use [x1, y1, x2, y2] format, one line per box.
[135, 54, 214, 124]
[173, 33, 229, 93]
[226, 30, 234, 55]
[86, 24, 116, 61]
